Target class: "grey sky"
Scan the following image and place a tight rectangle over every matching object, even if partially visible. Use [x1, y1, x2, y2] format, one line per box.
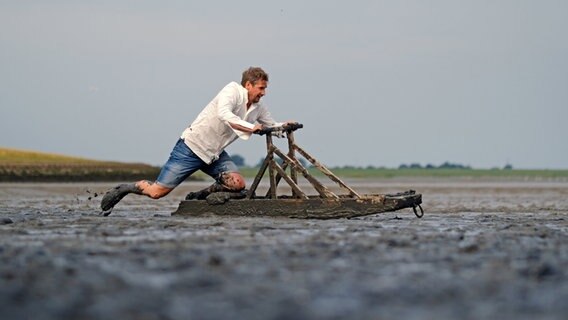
[1, 1, 567, 169]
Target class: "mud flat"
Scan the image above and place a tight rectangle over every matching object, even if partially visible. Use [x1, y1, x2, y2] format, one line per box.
[0, 179, 567, 319]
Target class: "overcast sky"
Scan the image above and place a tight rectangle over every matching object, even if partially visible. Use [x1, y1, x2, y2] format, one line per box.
[1, 1, 567, 169]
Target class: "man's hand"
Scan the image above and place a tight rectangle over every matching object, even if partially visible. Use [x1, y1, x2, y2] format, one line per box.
[252, 124, 264, 133]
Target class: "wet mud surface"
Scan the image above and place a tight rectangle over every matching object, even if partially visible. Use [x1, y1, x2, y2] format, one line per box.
[1, 179, 567, 319]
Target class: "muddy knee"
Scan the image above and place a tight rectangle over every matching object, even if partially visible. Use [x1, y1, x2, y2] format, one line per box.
[219, 172, 245, 191]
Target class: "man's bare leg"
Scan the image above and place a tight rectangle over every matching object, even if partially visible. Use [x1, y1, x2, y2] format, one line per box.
[136, 180, 173, 199]
[100, 180, 173, 214]
[185, 172, 245, 200]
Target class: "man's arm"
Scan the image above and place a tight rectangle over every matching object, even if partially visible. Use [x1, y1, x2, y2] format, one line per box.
[228, 122, 263, 133]
[216, 85, 257, 132]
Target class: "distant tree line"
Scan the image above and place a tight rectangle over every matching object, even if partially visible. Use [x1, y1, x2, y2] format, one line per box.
[398, 162, 472, 169]
[328, 162, 513, 170]
[231, 154, 309, 168]
[232, 154, 513, 170]
[398, 162, 514, 170]
[231, 154, 246, 167]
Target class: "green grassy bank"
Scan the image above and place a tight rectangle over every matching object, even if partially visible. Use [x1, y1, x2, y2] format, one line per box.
[0, 147, 162, 182]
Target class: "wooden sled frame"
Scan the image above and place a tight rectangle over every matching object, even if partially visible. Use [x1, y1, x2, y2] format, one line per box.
[173, 123, 423, 219]
[247, 123, 361, 201]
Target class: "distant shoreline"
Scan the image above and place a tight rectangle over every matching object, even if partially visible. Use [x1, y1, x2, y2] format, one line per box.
[2, 148, 567, 183]
[2, 167, 567, 183]
[0, 163, 164, 182]
[0, 147, 169, 183]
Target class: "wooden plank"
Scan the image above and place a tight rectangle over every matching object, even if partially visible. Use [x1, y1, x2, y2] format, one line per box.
[294, 144, 361, 198]
[247, 152, 270, 199]
[266, 161, 288, 198]
[172, 192, 422, 219]
[272, 148, 339, 200]
[270, 161, 309, 200]
[266, 135, 277, 199]
[287, 132, 298, 195]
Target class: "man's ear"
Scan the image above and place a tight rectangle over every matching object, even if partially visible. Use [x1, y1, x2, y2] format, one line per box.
[244, 81, 253, 89]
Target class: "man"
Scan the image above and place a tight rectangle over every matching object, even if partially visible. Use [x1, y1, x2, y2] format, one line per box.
[101, 67, 284, 214]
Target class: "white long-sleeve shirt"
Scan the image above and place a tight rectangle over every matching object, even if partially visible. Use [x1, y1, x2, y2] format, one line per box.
[181, 82, 281, 164]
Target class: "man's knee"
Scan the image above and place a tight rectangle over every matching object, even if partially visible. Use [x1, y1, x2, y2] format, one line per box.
[219, 172, 246, 191]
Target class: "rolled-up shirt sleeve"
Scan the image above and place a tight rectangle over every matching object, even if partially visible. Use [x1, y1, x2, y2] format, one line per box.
[217, 86, 255, 130]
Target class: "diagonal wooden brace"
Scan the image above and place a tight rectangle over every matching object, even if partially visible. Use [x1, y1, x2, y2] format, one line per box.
[294, 144, 361, 199]
[272, 147, 339, 200]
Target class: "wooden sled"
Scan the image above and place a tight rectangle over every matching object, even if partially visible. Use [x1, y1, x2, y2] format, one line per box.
[172, 123, 423, 219]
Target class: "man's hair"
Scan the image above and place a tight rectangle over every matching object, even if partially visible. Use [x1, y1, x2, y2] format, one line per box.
[241, 67, 269, 86]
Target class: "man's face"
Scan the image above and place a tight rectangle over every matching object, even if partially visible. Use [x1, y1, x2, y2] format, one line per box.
[245, 80, 268, 104]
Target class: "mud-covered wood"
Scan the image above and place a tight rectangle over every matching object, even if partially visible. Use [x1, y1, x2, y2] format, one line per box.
[266, 161, 288, 198]
[266, 135, 277, 199]
[247, 154, 270, 199]
[287, 131, 299, 196]
[182, 124, 425, 219]
[272, 148, 338, 200]
[270, 161, 309, 200]
[172, 191, 422, 219]
[294, 144, 360, 198]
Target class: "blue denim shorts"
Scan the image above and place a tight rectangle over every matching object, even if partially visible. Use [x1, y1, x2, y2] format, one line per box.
[156, 139, 239, 188]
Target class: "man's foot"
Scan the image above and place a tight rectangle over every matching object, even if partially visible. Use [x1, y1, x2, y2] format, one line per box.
[185, 189, 210, 200]
[185, 178, 246, 201]
[205, 190, 247, 205]
[100, 183, 141, 214]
